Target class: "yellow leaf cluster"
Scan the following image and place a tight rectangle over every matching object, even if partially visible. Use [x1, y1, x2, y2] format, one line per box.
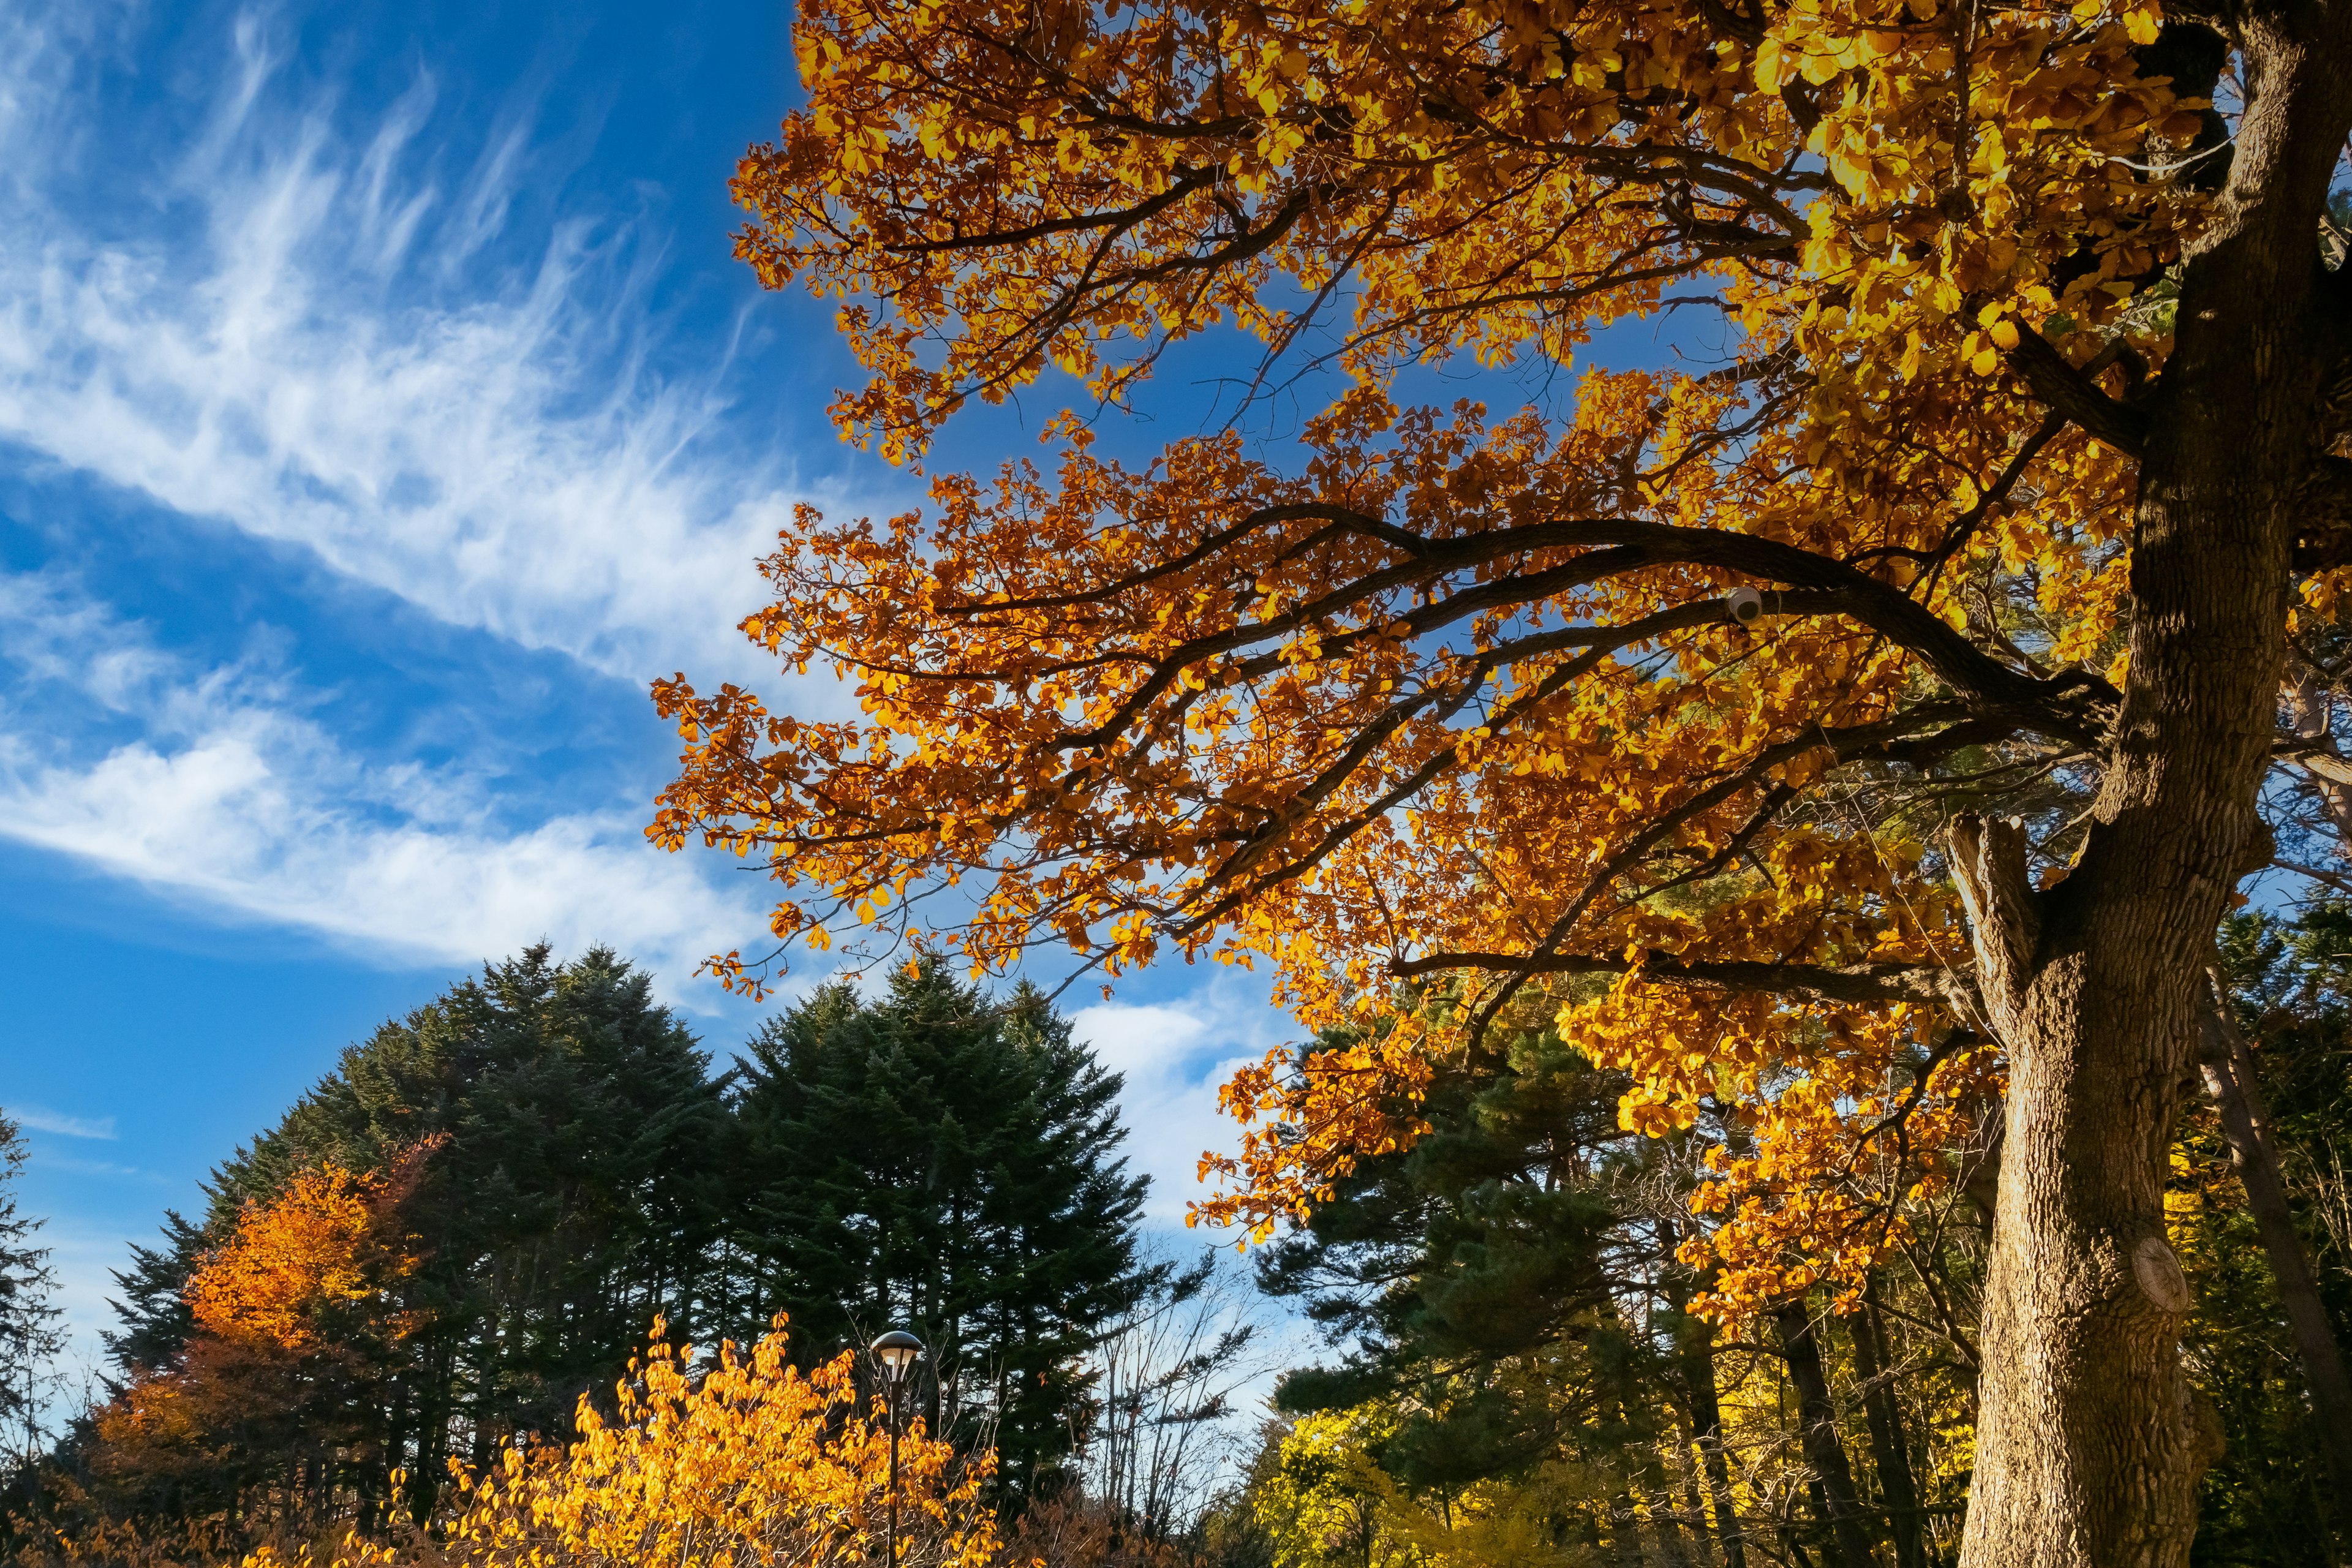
[258, 1321, 1000, 1568]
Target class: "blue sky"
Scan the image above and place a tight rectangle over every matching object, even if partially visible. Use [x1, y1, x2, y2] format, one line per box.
[0, 0, 1304, 1385]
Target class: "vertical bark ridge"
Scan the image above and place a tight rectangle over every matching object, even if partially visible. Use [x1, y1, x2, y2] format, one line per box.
[1958, 6, 2352, 1561]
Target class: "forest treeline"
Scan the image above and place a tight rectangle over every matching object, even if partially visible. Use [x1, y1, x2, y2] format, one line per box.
[2, 948, 1158, 1551]
[3, 915, 2351, 1568]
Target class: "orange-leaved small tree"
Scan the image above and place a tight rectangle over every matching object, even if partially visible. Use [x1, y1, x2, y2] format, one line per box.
[263, 1320, 999, 1568]
[89, 1149, 432, 1536]
[650, 0, 2352, 1557]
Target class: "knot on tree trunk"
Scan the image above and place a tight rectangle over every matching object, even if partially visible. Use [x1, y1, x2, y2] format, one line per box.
[1948, 813, 2040, 1037]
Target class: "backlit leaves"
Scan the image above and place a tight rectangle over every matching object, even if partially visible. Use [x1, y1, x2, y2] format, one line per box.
[665, 0, 2214, 1313]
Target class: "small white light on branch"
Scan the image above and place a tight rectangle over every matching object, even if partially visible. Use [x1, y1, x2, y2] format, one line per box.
[1726, 587, 1765, 627]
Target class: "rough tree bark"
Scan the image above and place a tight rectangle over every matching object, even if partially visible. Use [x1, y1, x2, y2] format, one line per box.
[1954, 7, 2352, 1561]
[2198, 986, 2352, 1504]
[1773, 1301, 1876, 1568]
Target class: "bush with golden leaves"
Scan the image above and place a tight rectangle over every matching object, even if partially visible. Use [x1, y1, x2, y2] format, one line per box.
[252, 1321, 999, 1568]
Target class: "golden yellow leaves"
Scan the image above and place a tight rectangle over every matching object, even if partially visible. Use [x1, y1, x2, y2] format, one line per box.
[735, 0, 2210, 476]
[247, 1321, 999, 1568]
[1198, 1020, 1439, 1241]
[683, 0, 2215, 1314]
[186, 1167, 382, 1352]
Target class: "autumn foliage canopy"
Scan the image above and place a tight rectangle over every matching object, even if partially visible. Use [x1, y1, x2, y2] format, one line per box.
[649, 0, 2230, 1316]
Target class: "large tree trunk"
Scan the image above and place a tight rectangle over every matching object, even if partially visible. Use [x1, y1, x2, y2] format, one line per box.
[2198, 992, 2352, 1502]
[1953, 10, 2352, 1561]
[1773, 1301, 1876, 1568]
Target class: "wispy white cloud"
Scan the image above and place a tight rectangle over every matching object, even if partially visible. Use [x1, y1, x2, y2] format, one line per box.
[9, 1105, 119, 1140]
[0, 1, 857, 998]
[0, 2, 879, 684]
[33, 1155, 159, 1182]
[0, 569, 767, 1001]
[1072, 974, 1296, 1228]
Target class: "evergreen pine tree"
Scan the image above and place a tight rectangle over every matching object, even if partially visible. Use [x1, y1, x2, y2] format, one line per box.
[100, 944, 728, 1505]
[1254, 1024, 1662, 1490]
[726, 959, 1148, 1501]
[99, 1210, 205, 1381]
[0, 1113, 62, 1463]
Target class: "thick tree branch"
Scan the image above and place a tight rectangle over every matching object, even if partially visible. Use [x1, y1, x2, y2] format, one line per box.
[952, 507, 2111, 747]
[2004, 325, 2148, 456]
[1389, 949, 1975, 1008]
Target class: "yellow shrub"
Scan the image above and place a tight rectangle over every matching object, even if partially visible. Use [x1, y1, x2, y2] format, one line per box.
[254, 1319, 1000, 1568]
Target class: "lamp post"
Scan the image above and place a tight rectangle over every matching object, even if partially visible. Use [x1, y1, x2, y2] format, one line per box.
[870, 1330, 925, 1568]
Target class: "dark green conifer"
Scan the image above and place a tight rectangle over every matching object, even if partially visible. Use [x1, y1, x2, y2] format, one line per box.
[726, 958, 1148, 1501]
[105, 944, 728, 1508]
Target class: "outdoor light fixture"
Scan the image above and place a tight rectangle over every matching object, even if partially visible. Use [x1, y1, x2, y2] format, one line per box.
[1726, 586, 1765, 627]
[872, 1328, 924, 1379]
[870, 1329, 925, 1566]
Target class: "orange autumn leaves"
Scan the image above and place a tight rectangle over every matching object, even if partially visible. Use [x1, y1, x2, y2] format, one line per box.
[652, 379, 2022, 1312]
[263, 1322, 998, 1568]
[184, 1156, 429, 1354]
[92, 1146, 1002, 1568]
[729, 0, 2200, 464]
[95, 1149, 431, 1469]
[660, 0, 2214, 1313]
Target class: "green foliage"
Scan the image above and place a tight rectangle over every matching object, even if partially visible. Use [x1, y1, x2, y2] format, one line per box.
[1254, 1012, 1971, 1568]
[211, 944, 728, 1471]
[0, 1113, 62, 1461]
[36, 946, 1147, 1550]
[100, 1212, 205, 1381]
[1256, 1403, 1619, 1568]
[725, 958, 1150, 1501]
[1256, 1024, 1680, 1491]
[2184, 909, 2352, 1564]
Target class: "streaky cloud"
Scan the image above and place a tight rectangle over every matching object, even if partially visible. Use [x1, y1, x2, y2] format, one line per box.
[0, 0, 883, 685]
[0, 568, 766, 1005]
[9, 1105, 119, 1140]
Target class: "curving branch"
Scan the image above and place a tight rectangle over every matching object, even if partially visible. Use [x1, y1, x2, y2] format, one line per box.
[948, 506, 2113, 747]
[2003, 324, 2148, 456]
[1389, 949, 1978, 1009]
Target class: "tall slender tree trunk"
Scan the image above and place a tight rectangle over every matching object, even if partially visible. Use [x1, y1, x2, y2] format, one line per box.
[1954, 10, 2352, 1561]
[1773, 1301, 1875, 1568]
[1665, 1218, 1749, 1568]
[2198, 993, 2352, 1503]
[1674, 1437, 1722, 1568]
[1684, 1374, 1747, 1568]
[1846, 1281, 1926, 1568]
